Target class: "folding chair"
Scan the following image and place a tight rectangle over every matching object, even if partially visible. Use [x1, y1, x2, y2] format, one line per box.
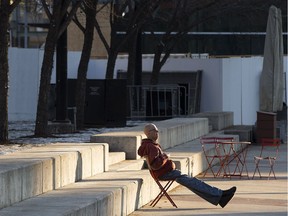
[252, 138, 280, 180]
[200, 136, 234, 178]
[144, 156, 178, 208]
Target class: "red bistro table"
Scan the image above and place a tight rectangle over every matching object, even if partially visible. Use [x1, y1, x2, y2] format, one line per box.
[219, 141, 251, 179]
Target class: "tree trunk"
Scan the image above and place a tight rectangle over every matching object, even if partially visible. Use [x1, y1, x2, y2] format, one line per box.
[105, 22, 119, 80]
[151, 44, 164, 85]
[127, 28, 143, 85]
[34, 30, 58, 136]
[35, 0, 82, 136]
[127, 28, 143, 112]
[0, 13, 9, 143]
[127, 41, 136, 85]
[105, 51, 118, 79]
[75, 0, 97, 130]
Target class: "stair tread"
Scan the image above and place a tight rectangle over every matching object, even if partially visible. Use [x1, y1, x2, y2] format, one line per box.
[108, 151, 126, 165]
[0, 169, 150, 216]
[109, 158, 145, 171]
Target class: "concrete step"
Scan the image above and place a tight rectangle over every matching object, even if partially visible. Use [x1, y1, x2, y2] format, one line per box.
[191, 112, 234, 131]
[0, 134, 249, 215]
[1, 117, 210, 210]
[0, 115, 248, 215]
[108, 152, 126, 166]
[224, 125, 253, 141]
[109, 159, 146, 171]
[90, 117, 210, 159]
[0, 164, 179, 216]
[0, 132, 246, 216]
[0, 169, 146, 216]
[0, 143, 109, 210]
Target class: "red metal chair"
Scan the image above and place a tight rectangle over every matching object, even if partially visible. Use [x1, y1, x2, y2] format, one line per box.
[144, 156, 178, 208]
[200, 136, 234, 178]
[252, 138, 281, 180]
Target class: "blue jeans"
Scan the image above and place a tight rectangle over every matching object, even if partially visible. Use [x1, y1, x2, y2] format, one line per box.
[158, 169, 223, 205]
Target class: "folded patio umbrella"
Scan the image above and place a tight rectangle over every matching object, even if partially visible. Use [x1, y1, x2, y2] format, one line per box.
[259, 5, 284, 112]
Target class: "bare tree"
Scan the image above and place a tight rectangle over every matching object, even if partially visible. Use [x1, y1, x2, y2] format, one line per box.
[94, 0, 161, 82]
[95, 0, 136, 80]
[149, 0, 286, 84]
[150, 0, 229, 84]
[0, 0, 21, 144]
[35, 0, 82, 136]
[73, 0, 97, 130]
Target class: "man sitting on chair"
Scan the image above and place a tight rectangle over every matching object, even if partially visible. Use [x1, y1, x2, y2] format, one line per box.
[138, 123, 236, 208]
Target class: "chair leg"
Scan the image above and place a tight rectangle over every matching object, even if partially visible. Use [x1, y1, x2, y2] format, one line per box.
[203, 158, 217, 178]
[150, 180, 178, 208]
[253, 159, 277, 180]
[218, 156, 231, 178]
[267, 168, 276, 180]
[268, 159, 277, 180]
[150, 181, 170, 207]
[252, 160, 261, 179]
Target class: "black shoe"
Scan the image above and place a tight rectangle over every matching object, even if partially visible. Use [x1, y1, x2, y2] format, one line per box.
[219, 186, 237, 208]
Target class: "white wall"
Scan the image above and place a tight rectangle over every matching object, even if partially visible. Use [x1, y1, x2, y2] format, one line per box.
[8, 48, 288, 125]
[8, 48, 41, 121]
[222, 57, 263, 125]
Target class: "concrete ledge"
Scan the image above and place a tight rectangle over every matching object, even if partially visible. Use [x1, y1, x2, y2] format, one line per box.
[0, 169, 179, 216]
[192, 112, 234, 130]
[109, 159, 146, 171]
[170, 156, 191, 176]
[0, 116, 250, 215]
[0, 132, 248, 216]
[224, 125, 253, 141]
[91, 131, 144, 160]
[90, 117, 209, 160]
[109, 152, 126, 166]
[0, 143, 108, 209]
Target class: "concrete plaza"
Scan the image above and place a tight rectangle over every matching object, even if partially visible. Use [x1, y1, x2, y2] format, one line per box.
[129, 144, 288, 216]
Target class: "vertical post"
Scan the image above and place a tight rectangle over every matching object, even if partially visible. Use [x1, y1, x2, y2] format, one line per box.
[134, 28, 142, 86]
[24, 0, 28, 48]
[55, 27, 68, 122]
[134, 28, 142, 112]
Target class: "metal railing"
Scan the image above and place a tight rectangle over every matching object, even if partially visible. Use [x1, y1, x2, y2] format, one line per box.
[126, 85, 189, 120]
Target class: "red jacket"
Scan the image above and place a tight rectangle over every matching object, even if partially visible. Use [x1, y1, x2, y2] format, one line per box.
[138, 138, 174, 179]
